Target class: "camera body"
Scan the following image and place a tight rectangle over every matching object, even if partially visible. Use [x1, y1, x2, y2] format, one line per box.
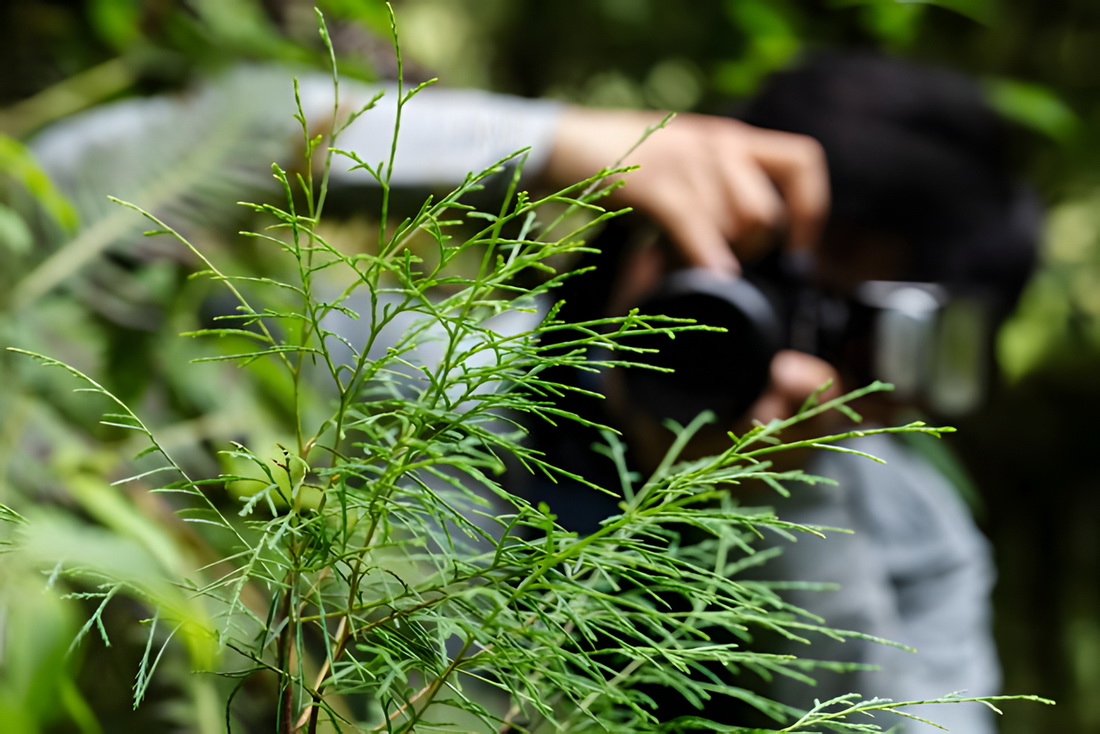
[618, 265, 995, 425]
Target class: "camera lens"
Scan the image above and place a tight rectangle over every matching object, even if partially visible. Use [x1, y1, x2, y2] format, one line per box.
[618, 269, 782, 425]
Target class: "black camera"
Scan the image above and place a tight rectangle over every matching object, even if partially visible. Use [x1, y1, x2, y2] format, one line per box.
[616, 264, 995, 425]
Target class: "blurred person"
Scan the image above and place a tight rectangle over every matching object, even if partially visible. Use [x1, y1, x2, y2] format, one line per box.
[524, 51, 1041, 732]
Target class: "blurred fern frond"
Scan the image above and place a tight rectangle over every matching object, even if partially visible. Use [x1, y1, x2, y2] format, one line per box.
[11, 66, 303, 312]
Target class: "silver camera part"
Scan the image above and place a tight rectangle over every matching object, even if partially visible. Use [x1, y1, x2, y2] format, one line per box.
[857, 281, 990, 416]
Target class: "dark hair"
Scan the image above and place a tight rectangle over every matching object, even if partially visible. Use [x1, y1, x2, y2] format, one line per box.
[739, 50, 1041, 309]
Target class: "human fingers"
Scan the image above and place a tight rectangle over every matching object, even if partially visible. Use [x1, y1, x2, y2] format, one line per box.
[636, 176, 742, 274]
[618, 118, 780, 273]
[542, 109, 738, 272]
[750, 350, 842, 427]
[710, 145, 788, 262]
[632, 117, 823, 270]
[743, 127, 830, 255]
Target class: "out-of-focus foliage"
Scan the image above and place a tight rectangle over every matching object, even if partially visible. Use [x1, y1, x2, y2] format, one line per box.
[2, 0, 1099, 732]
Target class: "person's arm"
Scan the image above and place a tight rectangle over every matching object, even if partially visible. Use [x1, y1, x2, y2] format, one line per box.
[325, 79, 830, 273]
[29, 68, 829, 279]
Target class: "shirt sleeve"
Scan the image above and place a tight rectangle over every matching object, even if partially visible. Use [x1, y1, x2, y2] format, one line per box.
[295, 74, 564, 187]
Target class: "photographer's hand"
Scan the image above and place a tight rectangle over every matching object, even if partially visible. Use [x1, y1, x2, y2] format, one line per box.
[544, 107, 829, 274]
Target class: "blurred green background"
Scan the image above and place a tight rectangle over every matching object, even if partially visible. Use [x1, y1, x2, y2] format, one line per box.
[2, 0, 1099, 732]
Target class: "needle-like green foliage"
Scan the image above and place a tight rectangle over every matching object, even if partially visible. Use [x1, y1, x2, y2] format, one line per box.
[2, 7, 1051, 734]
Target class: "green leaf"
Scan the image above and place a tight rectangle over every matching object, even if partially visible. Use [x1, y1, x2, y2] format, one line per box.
[0, 203, 33, 255]
[986, 77, 1080, 142]
[0, 134, 79, 232]
[87, 0, 143, 50]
